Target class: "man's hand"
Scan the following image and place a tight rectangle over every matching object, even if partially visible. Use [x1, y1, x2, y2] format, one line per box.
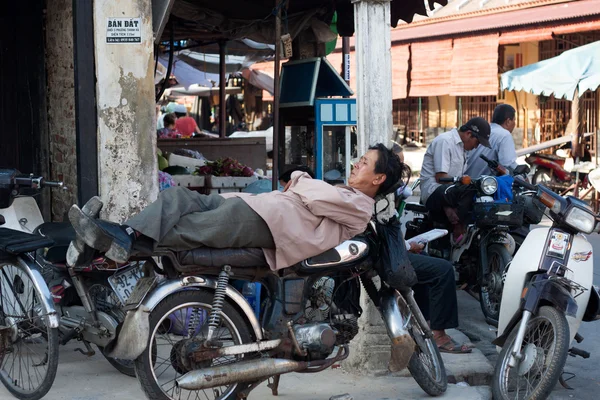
[408, 241, 425, 253]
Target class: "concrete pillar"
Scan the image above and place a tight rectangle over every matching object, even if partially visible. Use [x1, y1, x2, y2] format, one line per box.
[352, 0, 393, 154]
[346, 0, 394, 373]
[92, 1, 158, 221]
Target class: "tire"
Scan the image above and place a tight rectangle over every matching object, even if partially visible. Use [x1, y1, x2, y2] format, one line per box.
[87, 281, 136, 377]
[480, 244, 511, 325]
[532, 168, 553, 186]
[134, 289, 254, 400]
[492, 306, 570, 400]
[0, 260, 59, 400]
[402, 294, 447, 396]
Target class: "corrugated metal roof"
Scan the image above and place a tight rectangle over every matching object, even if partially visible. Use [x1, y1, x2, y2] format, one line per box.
[391, 0, 600, 42]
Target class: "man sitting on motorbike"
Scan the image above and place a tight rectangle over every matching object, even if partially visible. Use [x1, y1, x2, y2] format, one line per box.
[465, 104, 518, 178]
[67, 144, 403, 272]
[419, 117, 491, 243]
[393, 144, 470, 353]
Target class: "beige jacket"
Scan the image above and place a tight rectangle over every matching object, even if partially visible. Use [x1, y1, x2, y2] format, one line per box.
[223, 172, 374, 270]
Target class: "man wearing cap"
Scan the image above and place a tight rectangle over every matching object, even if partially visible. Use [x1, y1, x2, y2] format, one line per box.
[174, 104, 202, 138]
[465, 104, 518, 178]
[419, 117, 492, 243]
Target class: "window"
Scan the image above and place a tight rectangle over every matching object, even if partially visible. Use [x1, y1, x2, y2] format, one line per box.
[392, 98, 428, 144]
[457, 96, 497, 127]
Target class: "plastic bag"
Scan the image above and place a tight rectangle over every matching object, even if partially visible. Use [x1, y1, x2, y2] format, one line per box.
[375, 220, 418, 290]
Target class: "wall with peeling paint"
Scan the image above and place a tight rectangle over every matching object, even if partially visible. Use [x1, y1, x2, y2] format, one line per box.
[93, 0, 158, 222]
[45, 0, 78, 221]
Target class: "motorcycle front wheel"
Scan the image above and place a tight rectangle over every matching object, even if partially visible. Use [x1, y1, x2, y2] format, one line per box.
[400, 293, 447, 396]
[134, 289, 254, 400]
[0, 259, 59, 400]
[479, 244, 511, 325]
[492, 306, 569, 400]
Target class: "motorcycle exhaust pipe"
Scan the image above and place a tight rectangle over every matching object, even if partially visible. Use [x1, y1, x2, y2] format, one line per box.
[176, 358, 308, 390]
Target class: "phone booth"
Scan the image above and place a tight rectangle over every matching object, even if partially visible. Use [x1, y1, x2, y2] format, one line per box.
[278, 57, 357, 184]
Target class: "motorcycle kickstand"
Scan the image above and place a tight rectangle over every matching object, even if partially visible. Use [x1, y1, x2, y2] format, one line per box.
[74, 340, 96, 357]
[268, 375, 281, 396]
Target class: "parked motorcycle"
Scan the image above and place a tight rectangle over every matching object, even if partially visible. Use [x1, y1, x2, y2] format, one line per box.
[492, 177, 600, 400]
[102, 180, 448, 400]
[404, 156, 541, 326]
[0, 170, 137, 400]
[526, 144, 593, 195]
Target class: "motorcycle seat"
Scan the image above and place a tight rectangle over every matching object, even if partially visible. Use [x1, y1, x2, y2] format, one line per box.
[176, 247, 268, 269]
[405, 202, 429, 214]
[534, 153, 564, 162]
[35, 222, 76, 263]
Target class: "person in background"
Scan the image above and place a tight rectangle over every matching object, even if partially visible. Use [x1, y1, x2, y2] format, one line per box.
[465, 104, 518, 178]
[174, 104, 202, 138]
[157, 113, 180, 139]
[419, 117, 491, 243]
[157, 102, 178, 130]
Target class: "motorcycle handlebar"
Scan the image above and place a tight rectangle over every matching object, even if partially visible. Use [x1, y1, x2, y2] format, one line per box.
[438, 177, 456, 183]
[514, 177, 537, 192]
[14, 175, 65, 190]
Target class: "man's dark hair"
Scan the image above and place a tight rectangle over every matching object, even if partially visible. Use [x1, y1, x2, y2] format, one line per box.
[369, 143, 405, 195]
[492, 104, 516, 125]
[279, 165, 315, 183]
[163, 113, 177, 127]
[174, 112, 187, 118]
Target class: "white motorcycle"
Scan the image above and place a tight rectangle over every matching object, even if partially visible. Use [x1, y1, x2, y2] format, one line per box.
[492, 177, 600, 400]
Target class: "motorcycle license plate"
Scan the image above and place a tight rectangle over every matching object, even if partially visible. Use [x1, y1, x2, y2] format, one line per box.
[108, 264, 144, 305]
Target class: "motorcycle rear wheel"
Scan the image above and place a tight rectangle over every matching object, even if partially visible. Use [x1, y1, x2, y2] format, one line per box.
[134, 289, 254, 400]
[0, 260, 59, 400]
[492, 306, 569, 400]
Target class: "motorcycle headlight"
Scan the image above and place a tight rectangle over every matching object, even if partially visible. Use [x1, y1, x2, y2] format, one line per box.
[480, 176, 498, 195]
[565, 206, 596, 234]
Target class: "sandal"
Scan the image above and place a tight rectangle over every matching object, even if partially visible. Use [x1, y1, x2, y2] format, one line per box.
[436, 335, 472, 354]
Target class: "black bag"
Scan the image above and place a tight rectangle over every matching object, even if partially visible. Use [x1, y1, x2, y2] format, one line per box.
[375, 220, 418, 290]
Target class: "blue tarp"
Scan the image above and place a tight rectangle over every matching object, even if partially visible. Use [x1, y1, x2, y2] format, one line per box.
[501, 40, 600, 101]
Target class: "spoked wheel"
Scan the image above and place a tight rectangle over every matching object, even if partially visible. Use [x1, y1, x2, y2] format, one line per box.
[492, 306, 569, 400]
[480, 244, 511, 325]
[88, 282, 136, 377]
[0, 260, 59, 400]
[134, 289, 254, 400]
[401, 293, 447, 396]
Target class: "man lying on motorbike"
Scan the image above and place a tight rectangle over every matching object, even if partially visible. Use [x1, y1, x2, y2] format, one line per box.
[419, 117, 492, 244]
[67, 144, 401, 273]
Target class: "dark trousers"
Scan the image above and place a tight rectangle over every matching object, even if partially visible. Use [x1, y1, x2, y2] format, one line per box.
[126, 187, 275, 252]
[408, 253, 458, 331]
[425, 184, 475, 225]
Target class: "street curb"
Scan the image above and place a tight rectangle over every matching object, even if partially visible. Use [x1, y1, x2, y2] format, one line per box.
[372, 329, 494, 386]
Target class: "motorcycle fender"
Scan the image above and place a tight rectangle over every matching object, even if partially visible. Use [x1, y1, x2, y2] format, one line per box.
[105, 276, 264, 360]
[583, 286, 600, 322]
[524, 279, 578, 317]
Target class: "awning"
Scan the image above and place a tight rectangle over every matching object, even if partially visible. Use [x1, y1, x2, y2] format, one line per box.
[279, 57, 353, 108]
[501, 40, 600, 100]
[408, 40, 453, 97]
[450, 33, 499, 96]
[499, 19, 600, 44]
[391, 0, 600, 43]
